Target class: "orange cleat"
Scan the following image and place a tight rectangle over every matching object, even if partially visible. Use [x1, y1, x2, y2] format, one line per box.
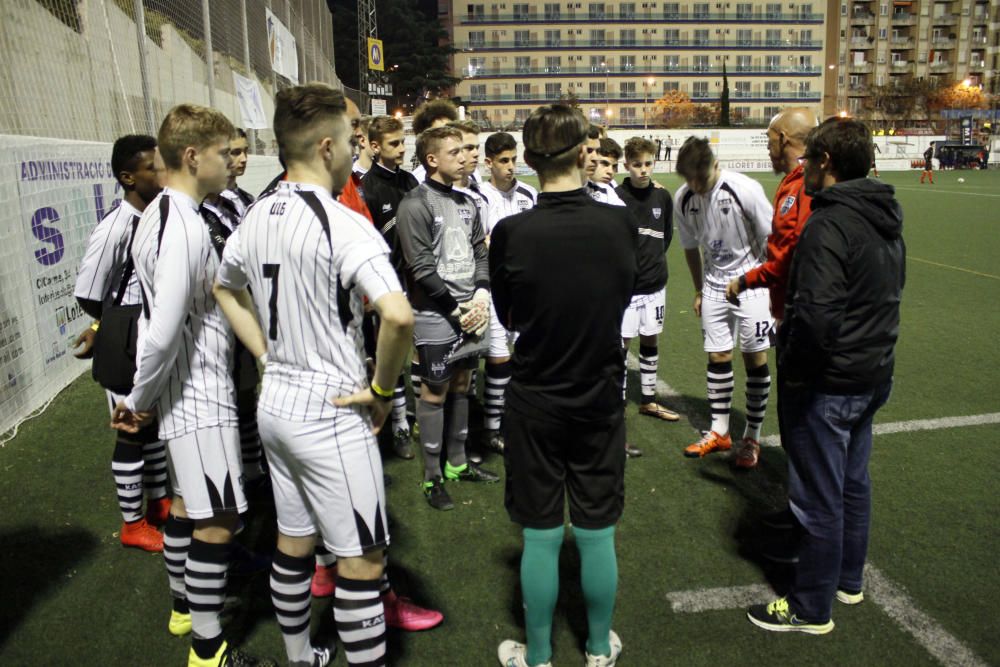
[145, 496, 172, 527]
[120, 518, 164, 552]
[683, 431, 732, 458]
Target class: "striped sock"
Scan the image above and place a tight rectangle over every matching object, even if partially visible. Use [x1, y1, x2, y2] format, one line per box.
[112, 438, 144, 523]
[238, 397, 265, 482]
[466, 368, 478, 398]
[163, 515, 194, 604]
[743, 363, 771, 442]
[270, 550, 314, 665]
[379, 553, 391, 596]
[334, 576, 386, 667]
[707, 361, 734, 436]
[391, 375, 408, 434]
[315, 543, 337, 568]
[639, 344, 659, 405]
[141, 439, 169, 501]
[483, 361, 511, 432]
[410, 360, 422, 396]
[186, 539, 230, 659]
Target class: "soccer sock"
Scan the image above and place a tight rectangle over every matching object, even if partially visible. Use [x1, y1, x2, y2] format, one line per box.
[391, 374, 409, 434]
[639, 344, 659, 405]
[141, 439, 169, 501]
[466, 368, 478, 398]
[112, 438, 144, 523]
[444, 393, 469, 468]
[410, 360, 422, 396]
[574, 525, 618, 658]
[707, 361, 734, 436]
[743, 362, 771, 442]
[417, 398, 444, 481]
[334, 576, 387, 667]
[270, 550, 314, 666]
[187, 539, 230, 659]
[379, 552, 392, 597]
[521, 526, 564, 666]
[315, 543, 337, 568]
[163, 514, 194, 604]
[483, 361, 511, 432]
[238, 395, 265, 482]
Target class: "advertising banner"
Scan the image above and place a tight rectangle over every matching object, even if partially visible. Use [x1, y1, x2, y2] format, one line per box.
[265, 8, 299, 84]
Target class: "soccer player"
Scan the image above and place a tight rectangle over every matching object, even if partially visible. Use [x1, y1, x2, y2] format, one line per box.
[362, 115, 420, 458]
[594, 137, 622, 186]
[491, 103, 634, 667]
[220, 128, 254, 218]
[478, 132, 537, 453]
[674, 137, 775, 465]
[111, 104, 271, 667]
[921, 143, 935, 184]
[351, 115, 374, 176]
[616, 137, 680, 427]
[73, 134, 169, 552]
[725, 107, 817, 469]
[396, 126, 499, 511]
[214, 83, 414, 667]
[748, 117, 904, 635]
[408, 99, 460, 181]
[584, 125, 626, 206]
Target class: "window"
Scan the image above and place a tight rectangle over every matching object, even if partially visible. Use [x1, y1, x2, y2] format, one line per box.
[764, 105, 781, 117]
[663, 2, 680, 18]
[471, 109, 488, 123]
[469, 31, 485, 47]
[799, 29, 813, 45]
[694, 29, 710, 45]
[798, 81, 811, 93]
[620, 107, 637, 123]
[514, 83, 531, 100]
[735, 81, 751, 97]
[665, 55, 680, 70]
[591, 29, 606, 46]
[470, 84, 487, 100]
[799, 55, 812, 69]
[737, 29, 753, 45]
[766, 2, 781, 18]
[765, 54, 781, 71]
[620, 55, 636, 71]
[693, 3, 710, 18]
[664, 29, 680, 44]
[545, 82, 562, 99]
[620, 3, 636, 18]
[591, 56, 607, 72]
[620, 81, 637, 98]
[544, 3, 560, 19]
[736, 3, 753, 19]
[515, 108, 531, 124]
[766, 29, 782, 45]
[693, 55, 710, 71]
[799, 3, 813, 18]
[880, 3, 888, 15]
[544, 30, 561, 46]
[513, 3, 529, 19]
[620, 29, 636, 46]
[589, 3, 606, 19]
[590, 81, 607, 97]
[692, 81, 709, 98]
[736, 54, 752, 71]
[514, 30, 531, 47]
[544, 56, 561, 73]
[467, 4, 484, 20]
[765, 81, 780, 96]
[515, 56, 531, 73]
[467, 57, 485, 75]
[663, 80, 680, 92]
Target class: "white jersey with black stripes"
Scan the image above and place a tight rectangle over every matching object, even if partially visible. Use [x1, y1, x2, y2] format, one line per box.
[74, 199, 144, 308]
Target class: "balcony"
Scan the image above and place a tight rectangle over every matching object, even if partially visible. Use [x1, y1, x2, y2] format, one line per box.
[969, 60, 987, 71]
[848, 84, 869, 95]
[929, 61, 954, 71]
[930, 37, 957, 48]
[890, 12, 918, 25]
[851, 37, 875, 48]
[463, 91, 821, 104]
[930, 13, 959, 25]
[890, 36, 914, 47]
[889, 61, 914, 72]
[848, 62, 874, 73]
[461, 64, 823, 78]
[461, 38, 823, 51]
[851, 12, 876, 24]
[459, 10, 823, 24]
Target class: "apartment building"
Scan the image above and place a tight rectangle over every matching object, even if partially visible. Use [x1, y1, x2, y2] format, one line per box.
[830, 0, 998, 117]
[440, 0, 830, 128]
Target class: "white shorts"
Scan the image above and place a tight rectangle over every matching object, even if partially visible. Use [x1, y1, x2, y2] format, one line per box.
[257, 407, 388, 558]
[165, 426, 247, 520]
[621, 290, 666, 338]
[701, 291, 774, 353]
[488, 298, 516, 358]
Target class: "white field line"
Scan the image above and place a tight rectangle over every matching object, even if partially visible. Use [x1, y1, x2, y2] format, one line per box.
[760, 412, 1000, 448]
[625, 351, 681, 398]
[664, 565, 988, 667]
[891, 184, 1000, 197]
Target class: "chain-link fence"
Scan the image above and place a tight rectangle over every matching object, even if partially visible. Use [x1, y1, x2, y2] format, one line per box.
[0, 0, 344, 155]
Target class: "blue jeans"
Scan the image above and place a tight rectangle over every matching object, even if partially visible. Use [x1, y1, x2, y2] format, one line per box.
[781, 380, 892, 622]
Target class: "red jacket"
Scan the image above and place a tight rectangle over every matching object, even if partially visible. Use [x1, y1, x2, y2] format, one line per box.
[339, 172, 374, 224]
[743, 165, 812, 320]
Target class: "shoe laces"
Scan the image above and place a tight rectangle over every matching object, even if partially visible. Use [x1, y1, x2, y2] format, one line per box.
[767, 597, 791, 619]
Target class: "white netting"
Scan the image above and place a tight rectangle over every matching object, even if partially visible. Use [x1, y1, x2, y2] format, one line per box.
[0, 0, 332, 439]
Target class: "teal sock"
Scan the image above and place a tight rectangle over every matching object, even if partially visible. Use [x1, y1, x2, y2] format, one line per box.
[574, 525, 618, 657]
[521, 526, 564, 666]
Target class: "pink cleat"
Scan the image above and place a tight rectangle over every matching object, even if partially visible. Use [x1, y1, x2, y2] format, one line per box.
[311, 564, 336, 598]
[382, 591, 443, 631]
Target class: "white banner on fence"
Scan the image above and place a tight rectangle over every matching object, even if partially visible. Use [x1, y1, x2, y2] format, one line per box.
[265, 8, 299, 84]
[371, 98, 387, 116]
[232, 72, 269, 130]
[0, 136, 122, 437]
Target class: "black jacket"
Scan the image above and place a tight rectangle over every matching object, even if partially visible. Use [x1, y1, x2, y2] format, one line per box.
[616, 178, 673, 294]
[779, 178, 905, 393]
[362, 163, 419, 273]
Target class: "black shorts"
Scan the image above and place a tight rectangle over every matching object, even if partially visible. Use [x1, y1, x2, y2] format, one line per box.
[503, 406, 626, 530]
[416, 342, 478, 386]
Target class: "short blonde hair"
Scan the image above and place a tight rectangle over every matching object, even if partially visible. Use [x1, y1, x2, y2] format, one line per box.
[157, 104, 235, 169]
[416, 126, 463, 169]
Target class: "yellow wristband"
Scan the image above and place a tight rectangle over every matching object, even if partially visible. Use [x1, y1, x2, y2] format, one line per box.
[90, 322, 100, 332]
[370, 381, 393, 399]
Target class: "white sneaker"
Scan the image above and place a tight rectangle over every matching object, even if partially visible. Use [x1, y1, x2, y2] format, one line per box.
[497, 640, 552, 667]
[585, 630, 622, 667]
[836, 589, 864, 605]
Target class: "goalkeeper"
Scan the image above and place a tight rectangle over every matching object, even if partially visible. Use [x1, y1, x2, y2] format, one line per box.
[396, 125, 499, 512]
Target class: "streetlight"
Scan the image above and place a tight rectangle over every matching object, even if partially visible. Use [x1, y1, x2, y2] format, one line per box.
[606, 108, 613, 128]
[644, 76, 655, 129]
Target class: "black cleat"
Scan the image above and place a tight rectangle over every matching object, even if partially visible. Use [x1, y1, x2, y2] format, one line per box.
[422, 477, 454, 511]
[444, 462, 499, 483]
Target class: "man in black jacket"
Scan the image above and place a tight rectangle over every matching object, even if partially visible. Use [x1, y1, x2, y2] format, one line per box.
[748, 117, 905, 635]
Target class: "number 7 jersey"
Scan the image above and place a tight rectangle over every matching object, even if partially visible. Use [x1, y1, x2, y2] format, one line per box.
[216, 181, 402, 421]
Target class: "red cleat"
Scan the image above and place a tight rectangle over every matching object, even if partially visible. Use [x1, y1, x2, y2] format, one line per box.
[311, 563, 336, 598]
[120, 518, 163, 552]
[383, 592, 443, 631]
[145, 497, 172, 527]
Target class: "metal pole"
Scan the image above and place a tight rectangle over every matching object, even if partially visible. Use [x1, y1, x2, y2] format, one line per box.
[644, 83, 648, 130]
[239, 0, 257, 151]
[202, 0, 216, 108]
[133, 0, 156, 134]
